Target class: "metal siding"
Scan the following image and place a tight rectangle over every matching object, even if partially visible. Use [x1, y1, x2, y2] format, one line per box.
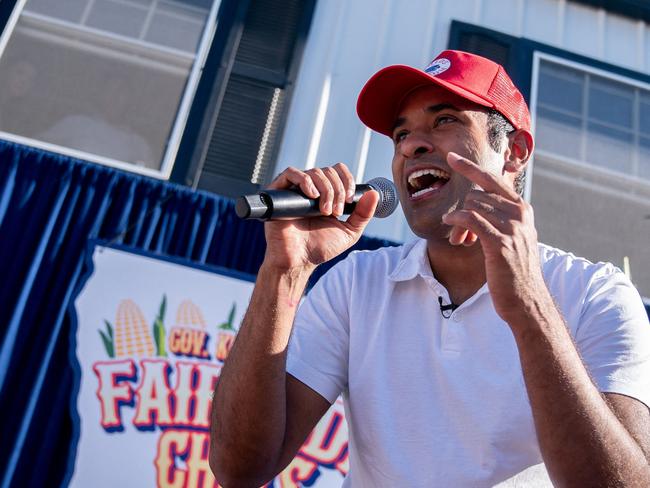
[379, 0, 440, 68]
[433, 0, 481, 50]
[314, 0, 392, 175]
[275, 0, 346, 172]
[523, 0, 563, 45]
[531, 155, 650, 295]
[645, 24, 650, 71]
[563, 2, 602, 58]
[604, 13, 640, 70]
[481, 0, 522, 35]
[276, 0, 650, 242]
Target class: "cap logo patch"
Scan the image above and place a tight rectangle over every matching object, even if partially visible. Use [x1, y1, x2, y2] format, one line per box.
[424, 58, 450, 76]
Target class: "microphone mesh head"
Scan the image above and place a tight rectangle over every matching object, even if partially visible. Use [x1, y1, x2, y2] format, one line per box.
[367, 177, 399, 218]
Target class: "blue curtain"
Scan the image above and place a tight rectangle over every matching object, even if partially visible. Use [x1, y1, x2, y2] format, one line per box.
[0, 140, 395, 488]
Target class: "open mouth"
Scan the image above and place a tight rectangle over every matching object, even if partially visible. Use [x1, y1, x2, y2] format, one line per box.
[407, 168, 450, 198]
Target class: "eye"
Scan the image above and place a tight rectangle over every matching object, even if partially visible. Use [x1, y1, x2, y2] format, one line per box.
[434, 115, 456, 127]
[393, 130, 408, 143]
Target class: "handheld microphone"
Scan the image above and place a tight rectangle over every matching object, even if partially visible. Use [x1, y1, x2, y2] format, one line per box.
[235, 177, 398, 220]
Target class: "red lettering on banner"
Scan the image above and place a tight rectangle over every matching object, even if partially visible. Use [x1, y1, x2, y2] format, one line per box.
[155, 430, 219, 488]
[173, 362, 197, 427]
[193, 363, 220, 428]
[93, 358, 351, 485]
[300, 411, 347, 466]
[274, 456, 319, 487]
[169, 329, 182, 354]
[180, 330, 192, 354]
[335, 450, 349, 475]
[186, 431, 217, 488]
[133, 359, 174, 428]
[93, 360, 136, 431]
[215, 331, 235, 362]
[192, 330, 208, 357]
[169, 327, 209, 359]
[155, 429, 190, 488]
[93, 359, 225, 430]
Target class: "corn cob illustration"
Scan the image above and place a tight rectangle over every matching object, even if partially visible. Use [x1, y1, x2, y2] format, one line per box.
[175, 299, 206, 329]
[114, 299, 155, 357]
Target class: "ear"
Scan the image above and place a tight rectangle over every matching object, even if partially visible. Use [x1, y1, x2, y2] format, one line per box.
[503, 129, 534, 175]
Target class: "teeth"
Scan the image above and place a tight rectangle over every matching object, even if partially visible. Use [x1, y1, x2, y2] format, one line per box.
[412, 187, 436, 198]
[408, 168, 450, 188]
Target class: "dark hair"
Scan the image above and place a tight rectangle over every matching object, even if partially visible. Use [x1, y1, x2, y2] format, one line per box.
[486, 109, 525, 195]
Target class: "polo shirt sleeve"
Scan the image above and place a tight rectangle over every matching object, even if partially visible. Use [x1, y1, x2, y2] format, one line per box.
[286, 258, 352, 404]
[576, 268, 650, 408]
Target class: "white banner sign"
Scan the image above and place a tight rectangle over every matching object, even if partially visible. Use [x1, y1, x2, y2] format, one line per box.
[68, 244, 348, 487]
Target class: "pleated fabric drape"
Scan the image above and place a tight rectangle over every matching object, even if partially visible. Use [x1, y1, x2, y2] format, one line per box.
[0, 140, 395, 487]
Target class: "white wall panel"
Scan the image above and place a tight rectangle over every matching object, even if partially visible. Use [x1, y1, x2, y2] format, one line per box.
[378, 0, 438, 67]
[481, 0, 522, 35]
[276, 0, 348, 170]
[604, 13, 640, 70]
[312, 0, 393, 175]
[277, 0, 650, 242]
[431, 0, 480, 54]
[563, 2, 602, 58]
[642, 26, 650, 73]
[637, 22, 646, 71]
[522, 0, 561, 44]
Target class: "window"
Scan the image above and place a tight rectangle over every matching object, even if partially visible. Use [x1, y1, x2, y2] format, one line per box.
[449, 20, 650, 300]
[0, 0, 316, 189]
[175, 0, 316, 197]
[534, 54, 650, 181]
[450, 19, 650, 187]
[0, 0, 219, 177]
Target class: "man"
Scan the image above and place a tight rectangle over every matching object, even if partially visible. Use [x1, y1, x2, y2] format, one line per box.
[210, 50, 650, 486]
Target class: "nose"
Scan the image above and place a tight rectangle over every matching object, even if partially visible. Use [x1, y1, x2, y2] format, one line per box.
[399, 132, 433, 159]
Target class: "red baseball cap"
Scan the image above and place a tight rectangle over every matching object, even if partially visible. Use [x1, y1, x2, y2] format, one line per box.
[356, 50, 531, 137]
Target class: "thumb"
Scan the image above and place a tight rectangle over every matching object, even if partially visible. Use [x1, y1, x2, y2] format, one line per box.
[345, 190, 379, 233]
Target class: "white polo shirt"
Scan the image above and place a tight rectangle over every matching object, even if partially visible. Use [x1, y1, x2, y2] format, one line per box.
[287, 239, 650, 487]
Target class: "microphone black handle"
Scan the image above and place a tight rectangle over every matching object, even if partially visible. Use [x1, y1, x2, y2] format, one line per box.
[236, 184, 372, 220]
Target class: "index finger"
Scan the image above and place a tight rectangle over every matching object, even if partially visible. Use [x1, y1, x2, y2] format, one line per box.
[447, 152, 519, 201]
[268, 166, 320, 198]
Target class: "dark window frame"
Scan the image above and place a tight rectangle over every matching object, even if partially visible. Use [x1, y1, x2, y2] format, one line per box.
[170, 0, 317, 196]
[168, 0, 252, 189]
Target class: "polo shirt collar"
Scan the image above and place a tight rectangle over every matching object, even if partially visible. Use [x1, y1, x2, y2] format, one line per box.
[389, 238, 491, 305]
[389, 239, 433, 282]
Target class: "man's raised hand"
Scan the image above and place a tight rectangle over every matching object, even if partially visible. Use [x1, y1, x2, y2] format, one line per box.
[263, 163, 379, 271]
[442, 152, 547, 325]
